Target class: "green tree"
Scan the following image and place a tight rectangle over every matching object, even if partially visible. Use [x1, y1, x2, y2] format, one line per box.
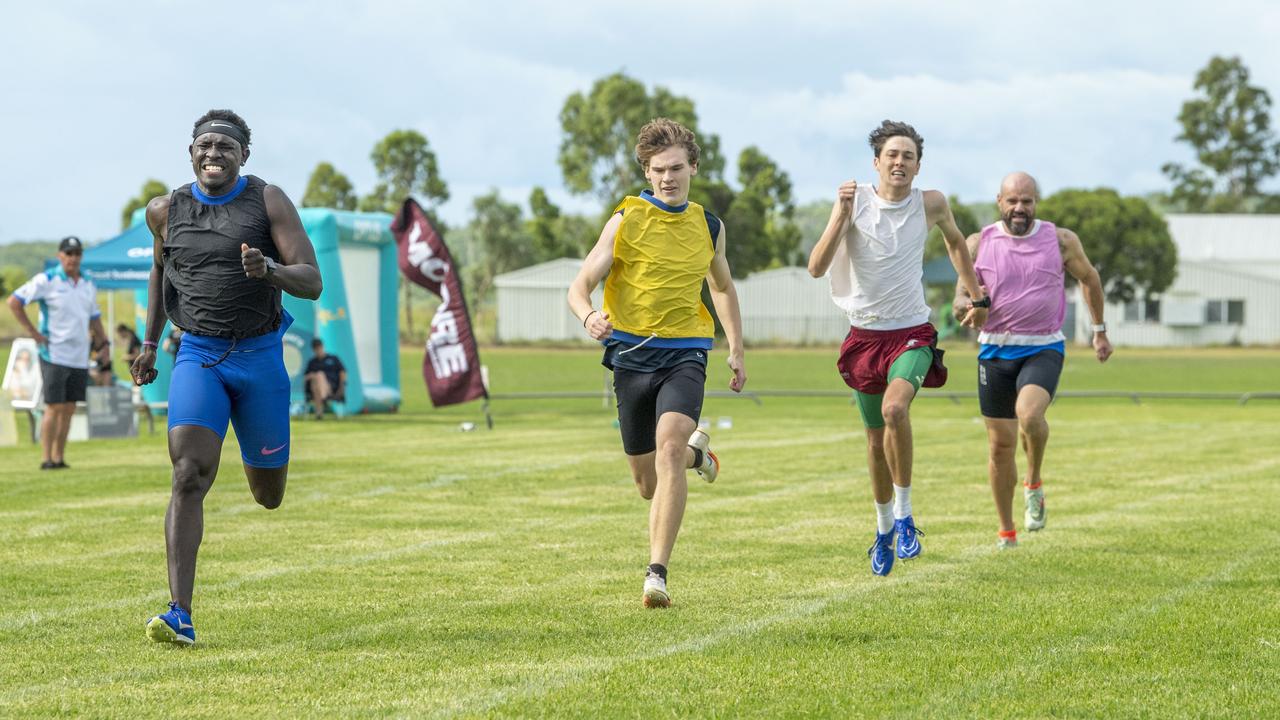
[525, 188, 597, 262]
[1162, 56, 1280, 212]
[360, 129, 450, 215]
[1, 265, 30, 298]
[302, 162, 357, 210]
[527, 187, 572, 260]
[467, 190, 534, 303]
[1038, 188, 1177, 304]
[120, 179, 169, 230]
[0, 241, 60, 277]
[558, 72, 724, 207]
[360, 129, 450, 340]
[722, 146, 801, 276]
[924, 196, 982, 261]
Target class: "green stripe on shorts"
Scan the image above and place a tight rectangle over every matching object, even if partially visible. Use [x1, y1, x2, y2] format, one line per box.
[853, 347, 933, 428]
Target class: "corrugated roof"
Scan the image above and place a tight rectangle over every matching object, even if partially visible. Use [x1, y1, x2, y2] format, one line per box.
[493, 257, 583, 287]
[1164, 214, 1280, 261]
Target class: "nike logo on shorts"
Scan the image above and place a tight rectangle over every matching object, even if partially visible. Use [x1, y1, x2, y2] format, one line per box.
[261, 443, 288, 456]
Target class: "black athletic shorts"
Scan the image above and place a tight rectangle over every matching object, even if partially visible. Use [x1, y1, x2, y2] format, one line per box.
[978, 349, 1064, 419]
[40, 359, 88, 404]
[613, 362, 706, 455]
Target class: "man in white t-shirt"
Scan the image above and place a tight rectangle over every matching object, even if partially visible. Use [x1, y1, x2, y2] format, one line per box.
[808, 120, 988, 576]
[6, 236, 108, 469]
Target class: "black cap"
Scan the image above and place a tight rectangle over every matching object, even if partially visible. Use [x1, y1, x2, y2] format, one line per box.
[59, 236, 83, 253]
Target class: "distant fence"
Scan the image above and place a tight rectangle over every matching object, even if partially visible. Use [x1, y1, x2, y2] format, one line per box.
[487, 389, 1280, 407]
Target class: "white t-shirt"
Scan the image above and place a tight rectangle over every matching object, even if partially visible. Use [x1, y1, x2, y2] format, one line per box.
[13, 267, 100, 369]
[827, 185, 930, 330]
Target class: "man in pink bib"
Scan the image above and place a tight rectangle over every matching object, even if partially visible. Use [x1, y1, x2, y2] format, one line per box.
[954, 172, 1113, 549]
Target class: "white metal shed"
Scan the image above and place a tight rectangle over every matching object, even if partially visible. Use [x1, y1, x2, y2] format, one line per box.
[1078, 213, 1280, 346]
[494, 258, 600, 343]
[734, 267, 849, 344]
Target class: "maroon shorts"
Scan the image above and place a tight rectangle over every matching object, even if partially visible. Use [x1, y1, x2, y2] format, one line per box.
[836, 323, 948, 395]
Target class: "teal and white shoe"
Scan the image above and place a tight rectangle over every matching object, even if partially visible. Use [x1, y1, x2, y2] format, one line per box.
[997, 533, 1018, 550]
[688, 429, 719, 483]
[1025, 486, 1046, 531]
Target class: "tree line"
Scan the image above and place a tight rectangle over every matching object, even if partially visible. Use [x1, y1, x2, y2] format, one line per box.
[103, 55, 1280, 313]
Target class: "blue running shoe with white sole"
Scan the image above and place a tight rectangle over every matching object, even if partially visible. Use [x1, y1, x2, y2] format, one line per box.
[146, 602, 195, 645]
[867, 530, 896, 576]
[894, 516, 924, 560]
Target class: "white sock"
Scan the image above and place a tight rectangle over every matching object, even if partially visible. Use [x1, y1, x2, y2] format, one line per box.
[893, 485, 912, 520]
[875, 501, 894, 534]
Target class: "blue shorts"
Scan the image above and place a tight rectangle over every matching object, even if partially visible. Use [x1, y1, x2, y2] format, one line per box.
[168, 316, 293, 468]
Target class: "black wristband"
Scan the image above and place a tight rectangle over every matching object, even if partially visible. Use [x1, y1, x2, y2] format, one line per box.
[583, 310, 598, 328]
[971, 296, 991, 309]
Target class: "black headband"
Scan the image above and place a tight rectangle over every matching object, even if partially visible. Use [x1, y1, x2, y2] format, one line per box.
[192, 120, 249, 148]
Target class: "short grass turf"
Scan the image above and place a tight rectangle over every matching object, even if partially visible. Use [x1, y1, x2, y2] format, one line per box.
[0, 346, 1278, 718]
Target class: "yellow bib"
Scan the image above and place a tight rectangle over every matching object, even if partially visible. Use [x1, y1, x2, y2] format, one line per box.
[604, 195, 716, 339]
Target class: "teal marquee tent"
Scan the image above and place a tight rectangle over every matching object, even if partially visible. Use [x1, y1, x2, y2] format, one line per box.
[81, 209, 401, 414]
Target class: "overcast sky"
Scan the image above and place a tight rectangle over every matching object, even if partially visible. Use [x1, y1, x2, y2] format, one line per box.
[2, 0, 1278, 244]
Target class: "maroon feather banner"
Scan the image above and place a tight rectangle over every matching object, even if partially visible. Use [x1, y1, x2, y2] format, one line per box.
[391, 198, 487, 407]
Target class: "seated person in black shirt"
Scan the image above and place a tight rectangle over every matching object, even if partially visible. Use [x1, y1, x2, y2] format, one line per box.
[117, 324, 143, 370]
[304, 338, 345, 419]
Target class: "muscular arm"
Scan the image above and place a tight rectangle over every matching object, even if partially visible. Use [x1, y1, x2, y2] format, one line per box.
[89, 316, 108, 350]
[807, 180, 856, 278]
[256, 185, 322, 300]
[1060, 227, 1113, 362]
[132, 196, 171, 385]
[926, 190, 987, 328]
[6, 294, 43, 343]
[953, 232, 983, 322]
[567, 213, 621, 341]
[706, 224, 746, 392]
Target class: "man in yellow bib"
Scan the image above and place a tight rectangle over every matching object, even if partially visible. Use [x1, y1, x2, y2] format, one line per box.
[568, 118, 747, 609]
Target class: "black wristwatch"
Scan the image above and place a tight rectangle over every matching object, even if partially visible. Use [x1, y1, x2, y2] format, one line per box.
[264, 256, 279, 277]
[971, 295, 991, 309]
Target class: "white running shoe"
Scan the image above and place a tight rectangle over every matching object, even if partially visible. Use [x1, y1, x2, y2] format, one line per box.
[688, 429, 719, 483]
[642, 572, 671, 608]
[997, 535, 1018, 550]
[1025, 486, 1046, 531]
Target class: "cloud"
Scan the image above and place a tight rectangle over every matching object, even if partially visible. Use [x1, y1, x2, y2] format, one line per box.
[687, 68, 1193, 202]
[2, 0, 1280, 241]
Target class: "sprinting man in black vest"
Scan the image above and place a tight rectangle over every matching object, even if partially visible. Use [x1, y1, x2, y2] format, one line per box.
[131, 109, 322, 645]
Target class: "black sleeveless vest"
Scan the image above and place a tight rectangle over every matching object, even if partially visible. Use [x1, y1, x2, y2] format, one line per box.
[163, 175, 282, 338]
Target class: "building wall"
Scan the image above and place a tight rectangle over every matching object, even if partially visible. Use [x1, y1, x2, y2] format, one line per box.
[1075, 261, 1280, 346]
[736, 268, 848, 344]
[496, 282, 602, 342]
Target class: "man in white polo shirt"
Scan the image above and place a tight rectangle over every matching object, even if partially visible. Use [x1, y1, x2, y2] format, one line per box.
[6, 236, 108, 469]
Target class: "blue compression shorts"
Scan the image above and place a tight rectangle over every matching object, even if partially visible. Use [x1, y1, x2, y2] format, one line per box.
[167, 313, 293, 468]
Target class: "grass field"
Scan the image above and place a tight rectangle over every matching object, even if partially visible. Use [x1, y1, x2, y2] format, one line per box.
[1, 346, 1279, 718]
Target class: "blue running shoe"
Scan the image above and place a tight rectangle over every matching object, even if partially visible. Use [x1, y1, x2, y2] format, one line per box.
[894, 516, 924, 560]
[146, 602, 195, 645]
[867, 530, 896, 576]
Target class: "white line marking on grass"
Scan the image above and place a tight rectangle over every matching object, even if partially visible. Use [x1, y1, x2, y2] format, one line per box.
[427, 542, 1000, 719]
[1261, 639, 1279, 649]
[426, 455, 1280, 718]
[908, 549, 1272, 718]
[0, 532, 493, 632]
[213, 459, 596, 517]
